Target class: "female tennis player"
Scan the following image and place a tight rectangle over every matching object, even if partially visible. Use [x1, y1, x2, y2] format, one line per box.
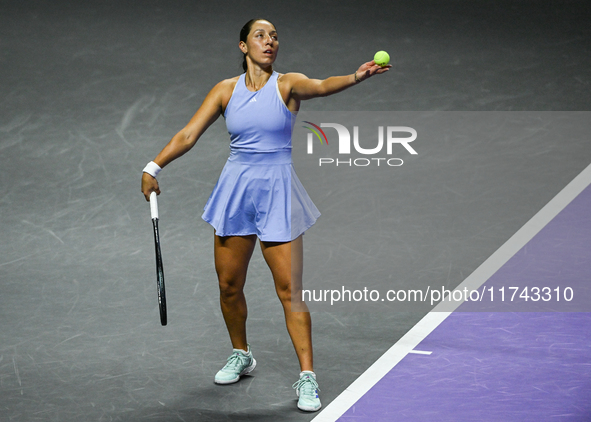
[141, 18, 390, 412]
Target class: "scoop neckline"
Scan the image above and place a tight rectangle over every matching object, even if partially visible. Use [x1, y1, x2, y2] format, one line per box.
[243, 71, 275, 92]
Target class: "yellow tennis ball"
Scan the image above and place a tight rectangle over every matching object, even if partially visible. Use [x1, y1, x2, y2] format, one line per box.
[374, 50, 390, 67]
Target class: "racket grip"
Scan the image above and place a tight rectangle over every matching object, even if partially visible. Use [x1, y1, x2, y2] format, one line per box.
[150, 191, 159, 220]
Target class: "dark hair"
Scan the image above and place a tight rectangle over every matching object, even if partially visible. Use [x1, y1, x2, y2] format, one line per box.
[240, 18, 275, 72]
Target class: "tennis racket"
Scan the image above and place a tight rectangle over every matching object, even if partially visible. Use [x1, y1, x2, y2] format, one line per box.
[150, 191, 167, 326]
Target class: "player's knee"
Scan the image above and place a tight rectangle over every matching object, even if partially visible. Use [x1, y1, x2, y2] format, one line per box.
[275, 282, 292, 303]
[218, 276, 244, 299]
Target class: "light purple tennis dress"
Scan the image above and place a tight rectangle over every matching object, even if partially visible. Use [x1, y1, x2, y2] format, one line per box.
[201, 71, 320, 242]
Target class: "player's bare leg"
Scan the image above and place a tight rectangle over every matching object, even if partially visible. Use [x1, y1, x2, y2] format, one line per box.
[260, 235, 313, 372]
[214, 234, 257, 351]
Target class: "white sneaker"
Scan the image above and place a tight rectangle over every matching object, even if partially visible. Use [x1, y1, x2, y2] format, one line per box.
[293, 371, 321, 411]
[214, 346, 256, 385]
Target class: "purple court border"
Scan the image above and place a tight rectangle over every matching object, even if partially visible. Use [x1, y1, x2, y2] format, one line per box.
[338, 312, 591, 421]
[312, 163, 591, 422]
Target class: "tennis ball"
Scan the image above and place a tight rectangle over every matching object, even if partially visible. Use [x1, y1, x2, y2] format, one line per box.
[374, 50, 390, 67]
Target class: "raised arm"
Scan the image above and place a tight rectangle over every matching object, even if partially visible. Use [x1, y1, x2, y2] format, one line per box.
[141, 78, 233, 200]
[287, 60, 391, 102]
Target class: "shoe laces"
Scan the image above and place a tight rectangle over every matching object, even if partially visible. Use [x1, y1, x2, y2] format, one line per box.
[223, 352, 249, 371]
[292, 374, 320, 397]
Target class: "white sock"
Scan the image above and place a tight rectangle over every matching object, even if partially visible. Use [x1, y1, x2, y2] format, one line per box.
[233, 346, 250, 355]
[300, 371, 316, 379]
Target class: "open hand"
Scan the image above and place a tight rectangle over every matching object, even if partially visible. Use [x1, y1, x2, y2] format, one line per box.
[355, 60, 392, 82]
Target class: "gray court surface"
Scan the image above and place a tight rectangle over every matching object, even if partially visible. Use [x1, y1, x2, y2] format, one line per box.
[1, 1, 590, 421]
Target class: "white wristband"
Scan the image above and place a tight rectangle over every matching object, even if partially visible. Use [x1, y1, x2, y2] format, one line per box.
[143, 161, 161, 178]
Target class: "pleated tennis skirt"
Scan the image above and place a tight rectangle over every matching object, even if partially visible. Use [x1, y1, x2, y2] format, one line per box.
[202, 149, 320, 242]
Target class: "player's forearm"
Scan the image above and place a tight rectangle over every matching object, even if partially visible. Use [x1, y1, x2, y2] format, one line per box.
[153, 131, 196, 168]
[315, 59, 390, 98]
[151, 94, 222, 168]
[316, 74, 359, 97]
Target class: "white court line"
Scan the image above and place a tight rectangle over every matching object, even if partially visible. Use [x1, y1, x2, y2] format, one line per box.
[312, 162, 591, 422]
[409, 350, 433, 355]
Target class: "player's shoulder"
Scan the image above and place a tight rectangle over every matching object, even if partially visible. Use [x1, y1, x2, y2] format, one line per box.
[206, 76, 241, 105]
[278, 72, 308, 82]
[212, 76, 240, 93]
[277, 72, 309, 91]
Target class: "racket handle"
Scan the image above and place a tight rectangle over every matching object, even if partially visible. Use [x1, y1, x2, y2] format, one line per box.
[150, 191, 159, 220]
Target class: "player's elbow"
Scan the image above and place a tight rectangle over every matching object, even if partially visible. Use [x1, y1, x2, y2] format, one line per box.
[175, 129, 198, 151]
[316, 87, 330, 98]
[313, 80, 331, 98]
[183, 131, 198, 147]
